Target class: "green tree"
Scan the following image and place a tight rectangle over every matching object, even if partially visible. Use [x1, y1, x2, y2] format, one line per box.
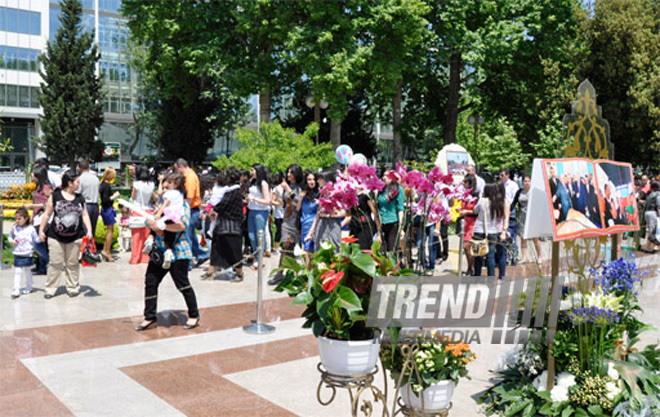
[122, 0, 248, 163]
[364, 0, 430, 164]
[38, 0, 104, 167]
[579, 0, 660, 166]
[212, 122, 335, 173]
[287, 1, 371, 149]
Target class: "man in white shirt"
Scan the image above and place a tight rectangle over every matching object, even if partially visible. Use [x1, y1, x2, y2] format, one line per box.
[500, 168, 520, 265]
[78, 160, 100, 237]
[466, 164, 485, 195]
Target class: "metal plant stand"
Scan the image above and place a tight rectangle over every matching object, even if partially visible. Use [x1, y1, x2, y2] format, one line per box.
[316, 363, 389, 417]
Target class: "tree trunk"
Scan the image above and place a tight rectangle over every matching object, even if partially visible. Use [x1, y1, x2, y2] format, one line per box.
[392, 78, 403, 165]
[330, 118, 341, 150]
[259, 86, 271, 127]
[443, 51, 462, 146]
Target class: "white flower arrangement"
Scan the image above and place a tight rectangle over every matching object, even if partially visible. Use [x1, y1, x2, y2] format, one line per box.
[550, 385, 570, 403]
[533, 370, 549, 392]
[584, 291, 624, 313]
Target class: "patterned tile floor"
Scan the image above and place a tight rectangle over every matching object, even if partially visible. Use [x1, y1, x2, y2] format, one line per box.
[1, 240, 658, 416]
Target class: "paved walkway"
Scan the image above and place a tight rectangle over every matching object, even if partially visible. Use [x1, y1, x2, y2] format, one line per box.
[1, 238, 658, 416]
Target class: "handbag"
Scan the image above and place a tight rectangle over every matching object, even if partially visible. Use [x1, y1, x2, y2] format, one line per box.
[81, 236, 101, 266]
[470, 200, 490, 257]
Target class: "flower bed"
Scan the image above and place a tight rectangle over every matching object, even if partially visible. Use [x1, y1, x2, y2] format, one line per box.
[479, 257, 660, 417]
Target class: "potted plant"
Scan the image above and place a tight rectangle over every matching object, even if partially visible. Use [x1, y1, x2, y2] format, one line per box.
[275, 239, 410, 376]
[381, 335, 476, 411]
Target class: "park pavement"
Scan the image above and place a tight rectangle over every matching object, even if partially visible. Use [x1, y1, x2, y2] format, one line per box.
[0, 233, 658, 416]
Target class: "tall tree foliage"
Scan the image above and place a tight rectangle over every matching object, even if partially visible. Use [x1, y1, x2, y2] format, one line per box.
[122, 0, 247, 163]
[287, 1, 371, 149]
[364, 0, 430, 164]
[579, 0, 660, 167]
[39, 0, 104, 167]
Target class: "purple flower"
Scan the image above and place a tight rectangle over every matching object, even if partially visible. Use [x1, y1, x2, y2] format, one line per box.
[595, 257, 642, 296]
[568, 306, 619, 328]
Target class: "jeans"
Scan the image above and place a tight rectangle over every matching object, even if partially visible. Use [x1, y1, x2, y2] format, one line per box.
[435, 221, 449, 260]
[507, 213, 519, 263]
[34, 240, 49, 273]
[473, 233, 497, 277]
[248, 210, 269, 256]
[416, 224, 438, 270]
[143, 259, 198, 322]
[186, 208, 208, 261]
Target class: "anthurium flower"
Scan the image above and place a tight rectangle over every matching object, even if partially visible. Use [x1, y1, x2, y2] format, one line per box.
[342, 236, 359, 243]
[321, 270, 344, 293]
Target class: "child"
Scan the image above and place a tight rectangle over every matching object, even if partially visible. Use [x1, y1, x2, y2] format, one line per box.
[118, 205, 132, 252]
[9, 207, 39, 299]
[143, 172, 186, 269]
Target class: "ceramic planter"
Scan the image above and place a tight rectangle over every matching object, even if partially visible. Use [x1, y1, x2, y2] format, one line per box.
[317, 336, 380, 377]
[400, 379, 455, 411]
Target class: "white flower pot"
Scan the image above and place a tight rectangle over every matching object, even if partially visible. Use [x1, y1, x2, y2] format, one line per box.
[401, 380, 455, 411]
[317, 336, 380, 377]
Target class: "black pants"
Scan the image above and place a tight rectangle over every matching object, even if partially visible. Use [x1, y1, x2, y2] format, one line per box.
[274, 217, 283, 244]
[382, 222, 399, 253]
[436, 221, 449, 260]
[86, 203, 99, 237]
[143, 259, 199, 322]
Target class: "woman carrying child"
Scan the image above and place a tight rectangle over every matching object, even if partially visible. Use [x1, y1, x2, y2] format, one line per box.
[143, 172, 186, 270]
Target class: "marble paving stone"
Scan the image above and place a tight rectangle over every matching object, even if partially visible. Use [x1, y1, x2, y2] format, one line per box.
[0, 387, 74, 417]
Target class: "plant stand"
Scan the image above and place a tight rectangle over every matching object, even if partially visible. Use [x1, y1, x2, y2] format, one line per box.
[316, 362, 389, 417]
[395, 397, 451, 417]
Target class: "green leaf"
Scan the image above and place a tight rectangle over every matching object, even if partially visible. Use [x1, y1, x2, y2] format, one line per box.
[505, 399, 532, 416]
[587, 405, 604, 416]
[349, 252, 377, 277]
[337, 286, 362, 313]
[293, 291, 313, 306]
[561, 405, 574, 417]
[281, 256, 303, 273]
[311, 319, 325, 337]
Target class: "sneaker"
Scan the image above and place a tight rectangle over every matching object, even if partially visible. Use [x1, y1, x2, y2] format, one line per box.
[21, 288, 34, 295]
[142, 238, 154, 255]
[11, 289, 20, 299]
[162, 249, 174, 270]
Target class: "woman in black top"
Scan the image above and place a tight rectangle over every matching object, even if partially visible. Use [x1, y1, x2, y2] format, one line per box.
[209, 168, 245, 282]
[99, 167, 120, 262]
[38, 171, 93, 298]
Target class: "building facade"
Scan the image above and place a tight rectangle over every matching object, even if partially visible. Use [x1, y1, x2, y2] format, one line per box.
[0, 0, 148, 170]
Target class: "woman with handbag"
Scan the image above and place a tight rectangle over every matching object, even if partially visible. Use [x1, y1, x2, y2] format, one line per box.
[471, 183, 507, 278]
[38, 171, 93, 298]
[136, 200, 200, 331]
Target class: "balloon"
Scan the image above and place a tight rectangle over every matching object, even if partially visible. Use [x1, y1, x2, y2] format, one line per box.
[335, 145, 353, 164]
[350, 153, 367, 166]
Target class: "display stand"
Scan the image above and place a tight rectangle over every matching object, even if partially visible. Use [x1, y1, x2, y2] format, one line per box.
[316, 363, 389, 417]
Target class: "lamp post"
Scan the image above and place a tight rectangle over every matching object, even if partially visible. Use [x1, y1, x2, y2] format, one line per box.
[305, 95, 329, 144]
[468, 114, 484, 164]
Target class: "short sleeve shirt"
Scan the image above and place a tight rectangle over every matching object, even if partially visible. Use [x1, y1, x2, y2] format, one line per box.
[183, 169, 201, 209]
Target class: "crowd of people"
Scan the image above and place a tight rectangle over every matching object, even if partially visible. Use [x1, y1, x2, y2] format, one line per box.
[6, 155, 659, 330]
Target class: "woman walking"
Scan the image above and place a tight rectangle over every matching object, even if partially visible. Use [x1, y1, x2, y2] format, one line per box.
[39, 171, 93, 298]
[99, 167, 120, 262]
[136, 200, 200, 331]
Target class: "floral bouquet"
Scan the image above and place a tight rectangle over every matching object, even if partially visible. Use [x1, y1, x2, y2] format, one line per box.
[381, 334, 477, 393]
[480, 257, 660, 417]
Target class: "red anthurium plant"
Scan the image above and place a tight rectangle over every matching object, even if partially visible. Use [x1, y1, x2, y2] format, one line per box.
[274, 240, 413, 340]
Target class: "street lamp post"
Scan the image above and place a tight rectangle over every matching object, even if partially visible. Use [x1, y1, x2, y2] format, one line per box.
[468, 114, 484, 164]
[305, 95, 329, 144]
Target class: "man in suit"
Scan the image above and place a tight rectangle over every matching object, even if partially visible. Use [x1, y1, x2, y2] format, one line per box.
[548, 164, 559, 209]
[556, 174, 573, 223]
